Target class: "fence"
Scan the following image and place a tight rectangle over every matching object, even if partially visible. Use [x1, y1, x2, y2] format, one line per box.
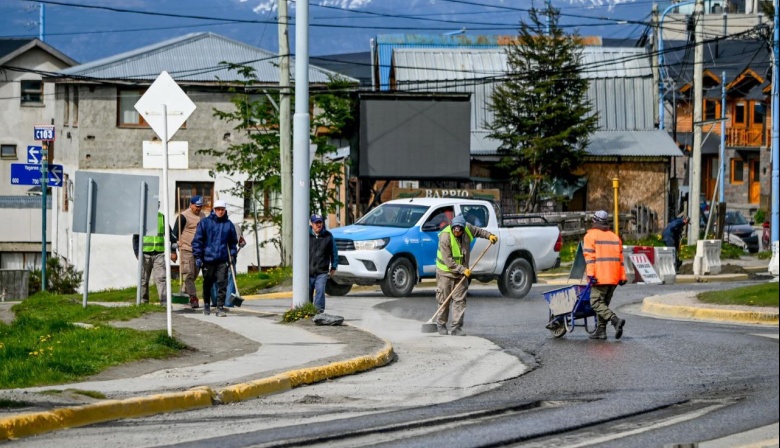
[0, 269, 30, 301]
[508, 205, 659, 241]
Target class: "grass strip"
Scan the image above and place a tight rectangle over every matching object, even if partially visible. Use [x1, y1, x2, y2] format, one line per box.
[697, 283, 779, 307]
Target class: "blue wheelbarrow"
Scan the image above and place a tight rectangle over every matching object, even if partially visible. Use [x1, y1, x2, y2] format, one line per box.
[543, 283, 599, 338]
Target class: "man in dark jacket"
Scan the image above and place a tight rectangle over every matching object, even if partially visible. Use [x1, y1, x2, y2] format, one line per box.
[662, 214, 689, 272]
[309, 214, 338, 314]
[192, 200, 238, 317]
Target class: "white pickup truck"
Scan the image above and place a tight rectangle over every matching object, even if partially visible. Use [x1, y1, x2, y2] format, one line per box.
[327, 198, 562, 299]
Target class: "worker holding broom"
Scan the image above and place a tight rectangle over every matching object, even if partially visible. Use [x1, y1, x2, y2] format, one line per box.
[435, 214, 497, 336]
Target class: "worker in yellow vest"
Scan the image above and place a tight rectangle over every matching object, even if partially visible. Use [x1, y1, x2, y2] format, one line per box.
[133, 211, 178, 305]
[435, 214, 497, 336]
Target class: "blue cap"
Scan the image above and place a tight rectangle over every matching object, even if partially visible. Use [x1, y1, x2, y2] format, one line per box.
[190, 195, 204, 206]
[310, 214, 323, 223]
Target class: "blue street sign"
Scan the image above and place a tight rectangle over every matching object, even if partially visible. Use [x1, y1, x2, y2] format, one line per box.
[27, 145, 42, 164]
[10, 163, 63, 187]
[33, 125, 55, 141]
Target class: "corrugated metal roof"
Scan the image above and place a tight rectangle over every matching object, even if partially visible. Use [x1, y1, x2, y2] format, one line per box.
[471, 130, 682, 157]
[59, 33, 355, 84]
[586, 130, 684, 157]
[392, 47, 655, 131]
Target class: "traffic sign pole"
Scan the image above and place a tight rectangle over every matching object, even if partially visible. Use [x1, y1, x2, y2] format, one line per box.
[41, 141, 47, 291]
[162, 104, 173, 337]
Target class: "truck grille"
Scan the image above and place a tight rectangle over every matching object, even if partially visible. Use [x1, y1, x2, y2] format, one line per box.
[336, 239, 355, 251]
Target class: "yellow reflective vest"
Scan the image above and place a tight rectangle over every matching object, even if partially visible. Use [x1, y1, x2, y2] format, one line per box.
[436, 225, 473, 272]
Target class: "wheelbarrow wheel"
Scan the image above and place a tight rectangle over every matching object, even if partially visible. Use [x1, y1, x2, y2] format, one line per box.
[547, 311, 567, 338]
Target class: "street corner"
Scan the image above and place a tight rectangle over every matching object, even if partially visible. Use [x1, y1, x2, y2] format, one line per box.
[641, 293, 779, 326]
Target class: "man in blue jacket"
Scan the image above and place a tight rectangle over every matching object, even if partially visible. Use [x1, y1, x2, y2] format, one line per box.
[309, 214, 338, 314]
[662, 214, 689, 272]
[192, 200, 238, 317]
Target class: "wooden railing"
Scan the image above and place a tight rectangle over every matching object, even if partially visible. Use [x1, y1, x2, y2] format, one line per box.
[726, 128, 764, 147]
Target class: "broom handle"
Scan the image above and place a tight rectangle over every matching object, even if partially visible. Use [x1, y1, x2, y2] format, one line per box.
[227, 244, 241, 296]
[428, 242, 493, 322]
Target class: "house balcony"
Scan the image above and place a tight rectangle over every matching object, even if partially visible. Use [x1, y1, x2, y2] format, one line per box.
[725, 128, 764, 147]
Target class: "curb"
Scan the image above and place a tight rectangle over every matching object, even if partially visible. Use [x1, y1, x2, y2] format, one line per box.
[675, 274, 749, 283]
[244, 291, 293, 300]
[641, 297, 779, 326]
[0, 328, 394, 441]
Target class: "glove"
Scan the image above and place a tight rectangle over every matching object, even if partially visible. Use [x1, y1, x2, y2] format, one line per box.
[588, 276, 598, 285]
[618, 279, 627, 286]
[463, 268, 471, 278]
[489, 234, 498, 245]
[195, 259, 203, 269]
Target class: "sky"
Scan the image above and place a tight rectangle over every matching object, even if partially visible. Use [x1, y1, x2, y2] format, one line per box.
[1, 0, 652, 65]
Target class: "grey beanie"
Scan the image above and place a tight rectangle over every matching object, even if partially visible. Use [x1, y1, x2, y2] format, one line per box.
[451, 214, 467, 229]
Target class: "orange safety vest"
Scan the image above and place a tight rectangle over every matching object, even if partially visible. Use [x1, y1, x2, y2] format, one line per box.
[583, 229, 627, 285]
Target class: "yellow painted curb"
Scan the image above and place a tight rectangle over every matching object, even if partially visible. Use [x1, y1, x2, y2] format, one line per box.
[243, 292, 293, 300]
[0, 387, 214, 441]
[641, 298, 779, 326]
[0, 326, 395, 441]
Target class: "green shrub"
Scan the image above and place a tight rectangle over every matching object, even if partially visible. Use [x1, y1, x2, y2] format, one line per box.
[753, 209, 766, 224]
[28, 257, 83, 296]
[282, 302, 319, 323]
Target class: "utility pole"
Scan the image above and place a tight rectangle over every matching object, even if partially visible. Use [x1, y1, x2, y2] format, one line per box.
[652, 3, 659, 127]
[772, 0, 779, 244]
[292, 0, 311, 307]
[689, 0, 704, 245]
[278, 0, 292, 266]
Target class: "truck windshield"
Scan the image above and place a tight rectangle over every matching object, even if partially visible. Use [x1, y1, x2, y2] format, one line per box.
[356, 204, 430, 228]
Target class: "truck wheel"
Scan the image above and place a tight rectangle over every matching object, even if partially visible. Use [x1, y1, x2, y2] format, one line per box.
[498, 258, 533, 299]
[325, 279, 352, 296]
[380, 258, 415, 297]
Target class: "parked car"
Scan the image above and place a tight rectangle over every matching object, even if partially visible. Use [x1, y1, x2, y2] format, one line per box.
[723, 210, 759, 253]
[328, 198, 561, 299]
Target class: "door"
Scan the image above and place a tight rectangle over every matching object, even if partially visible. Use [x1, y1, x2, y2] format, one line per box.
[749, 159, 760, 204]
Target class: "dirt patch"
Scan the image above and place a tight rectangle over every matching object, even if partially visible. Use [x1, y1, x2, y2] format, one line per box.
[677, 263, 748, 275]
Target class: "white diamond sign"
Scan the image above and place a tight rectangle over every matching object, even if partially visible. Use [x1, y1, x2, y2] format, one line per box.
[134, 71, 196, 142]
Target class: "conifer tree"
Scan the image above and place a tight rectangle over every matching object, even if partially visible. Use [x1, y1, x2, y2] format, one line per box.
[487, 5, 598, 212]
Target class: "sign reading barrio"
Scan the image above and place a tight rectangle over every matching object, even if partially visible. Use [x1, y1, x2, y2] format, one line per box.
[392, 188, 500, 202]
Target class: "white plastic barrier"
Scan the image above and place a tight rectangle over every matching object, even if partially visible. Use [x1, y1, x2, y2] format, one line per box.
[770, 241, 779, 278]
[622, 245, 636, 284]
[654, 247, 677, 284]
[693, 240, 722, 276]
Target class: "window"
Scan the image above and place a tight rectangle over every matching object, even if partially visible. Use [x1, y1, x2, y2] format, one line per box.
[730, 158, 744, 184]
[1, 144, 17, 159]
[243, 181, 277, 219]
[21, 80, 43, 105]
[704, 100, 717, 121]
[73, 87, 79, 127]
[62, 174, 69, 212]
[63, 86, 70, 125]
[753, 103, 764, 125]
[734, 102, 745, 124]
[118, 89, 147, 127]
[176, 181, 214, 214]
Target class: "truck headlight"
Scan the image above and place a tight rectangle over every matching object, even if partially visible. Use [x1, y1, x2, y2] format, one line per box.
[353, 238, 390, 251]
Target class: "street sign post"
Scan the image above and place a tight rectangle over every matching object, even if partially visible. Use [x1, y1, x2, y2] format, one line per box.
[10, 163, 63, 187]
[135, 71, 196, 336]
[27, 145, 42, 164]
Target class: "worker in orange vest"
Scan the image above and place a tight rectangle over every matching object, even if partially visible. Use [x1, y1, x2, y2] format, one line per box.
[583, 210, 628, 340]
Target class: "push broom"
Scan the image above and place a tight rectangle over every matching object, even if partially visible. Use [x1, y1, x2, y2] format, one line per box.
[421, 244, 492, 333]
[227, 245, 244, 307]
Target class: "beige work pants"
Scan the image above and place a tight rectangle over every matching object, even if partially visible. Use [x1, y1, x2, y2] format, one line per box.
[140, 252, 166, 303]
[435, 274, 468, 330]
[179, 249, 200, 297]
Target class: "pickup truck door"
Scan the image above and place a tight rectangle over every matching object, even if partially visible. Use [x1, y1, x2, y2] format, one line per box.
[458, 204, 498, 274]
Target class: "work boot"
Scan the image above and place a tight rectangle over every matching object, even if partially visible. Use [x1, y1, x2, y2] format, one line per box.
[216, 307, 227, 317]
[450, 327, 466, 336]
[203, 303, 210, 316]
[611, 316, 626, 340]
[189, 296, 199, 309]
[437, 325, 448, 336]
[589, 327, 607, 340]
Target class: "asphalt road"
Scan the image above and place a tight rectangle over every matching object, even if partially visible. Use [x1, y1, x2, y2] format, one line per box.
[11, 281, 779, 447]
